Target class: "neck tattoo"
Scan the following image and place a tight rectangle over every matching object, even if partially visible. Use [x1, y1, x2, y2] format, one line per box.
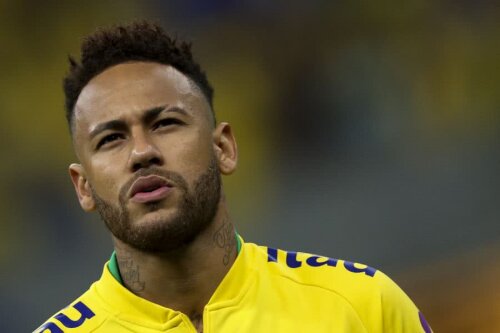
[117, 252, 145, 293]
[212, 220, 236, 266]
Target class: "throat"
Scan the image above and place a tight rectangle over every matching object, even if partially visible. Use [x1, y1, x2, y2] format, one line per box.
[191, 313, 203, 333]
[110, 217, 240, 332]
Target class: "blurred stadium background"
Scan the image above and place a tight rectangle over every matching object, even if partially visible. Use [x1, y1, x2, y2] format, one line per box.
[1, 1, 499, 331]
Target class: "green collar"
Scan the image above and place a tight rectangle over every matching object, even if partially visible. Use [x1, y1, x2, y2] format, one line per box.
[108, 232, 242, 284]
[108, 251, 123, 284]
[236, 232, 242, 253]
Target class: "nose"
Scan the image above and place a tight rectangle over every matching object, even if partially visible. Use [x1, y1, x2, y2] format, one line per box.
[128, 131, 164, 172]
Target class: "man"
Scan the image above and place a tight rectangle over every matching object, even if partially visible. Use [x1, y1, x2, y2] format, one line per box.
[35, 21, 432, 332]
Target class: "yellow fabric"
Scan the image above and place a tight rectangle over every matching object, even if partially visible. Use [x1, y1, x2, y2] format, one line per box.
[35, 241, 430, 332]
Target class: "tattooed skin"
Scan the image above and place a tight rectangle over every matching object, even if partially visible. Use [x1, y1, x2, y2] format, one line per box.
[117, 253, 146, 293]
[213, 220, 236, 266]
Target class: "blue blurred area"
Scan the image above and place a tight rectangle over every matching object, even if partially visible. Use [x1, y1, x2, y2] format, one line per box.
[1, 1, 499, 331]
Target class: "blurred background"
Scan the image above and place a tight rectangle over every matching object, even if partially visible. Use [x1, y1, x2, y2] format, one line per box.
[1, 1, 499, 332]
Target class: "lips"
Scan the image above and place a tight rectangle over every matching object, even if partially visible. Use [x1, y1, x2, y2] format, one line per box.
[129, 175, 172, 203]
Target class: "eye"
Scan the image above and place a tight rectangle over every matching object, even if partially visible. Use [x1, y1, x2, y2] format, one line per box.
[96, 133, 124, 150]
[152, 118, 183, 131]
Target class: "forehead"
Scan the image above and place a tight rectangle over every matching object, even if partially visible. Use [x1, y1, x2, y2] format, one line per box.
[73, 62, 210, 133]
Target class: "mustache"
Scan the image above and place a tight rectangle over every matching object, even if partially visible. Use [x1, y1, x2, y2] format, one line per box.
[118, 167, 189, 203]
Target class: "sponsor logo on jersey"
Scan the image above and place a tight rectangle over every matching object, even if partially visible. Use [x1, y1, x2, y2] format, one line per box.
[267, 247, 377, 277]
[35, 301, 95, 332]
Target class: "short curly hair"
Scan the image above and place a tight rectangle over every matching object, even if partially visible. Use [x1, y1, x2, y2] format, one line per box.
[64, 20, 214, 132]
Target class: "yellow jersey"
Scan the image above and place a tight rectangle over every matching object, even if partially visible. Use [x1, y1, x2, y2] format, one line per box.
[35, 240, 432, 332]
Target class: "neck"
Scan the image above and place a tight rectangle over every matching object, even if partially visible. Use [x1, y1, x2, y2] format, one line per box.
[112, 203, 238, 324]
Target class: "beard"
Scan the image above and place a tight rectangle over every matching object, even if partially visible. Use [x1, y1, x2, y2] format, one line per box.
[91, 158, 221, 253]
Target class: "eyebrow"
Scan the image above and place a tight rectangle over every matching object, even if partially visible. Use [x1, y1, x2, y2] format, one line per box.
[143, 105, 189, 123]
[88, 105, 189, 140]
[88, 119, 127, 140]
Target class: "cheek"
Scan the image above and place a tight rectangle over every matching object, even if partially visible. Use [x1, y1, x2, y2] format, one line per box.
[162, 132, 214, 175]
[87, 159, 124, 201]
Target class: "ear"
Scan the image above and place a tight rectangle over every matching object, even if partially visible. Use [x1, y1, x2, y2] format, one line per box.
[213, 122, 238, 175]
[69, 163, 96, 212]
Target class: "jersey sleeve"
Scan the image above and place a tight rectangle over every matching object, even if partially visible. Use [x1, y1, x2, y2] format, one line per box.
[33, 292, 105, 332]
[376, 271, 432, 333]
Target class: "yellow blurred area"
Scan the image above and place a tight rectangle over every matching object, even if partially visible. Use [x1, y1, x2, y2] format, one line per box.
[210, 57, 276, 221]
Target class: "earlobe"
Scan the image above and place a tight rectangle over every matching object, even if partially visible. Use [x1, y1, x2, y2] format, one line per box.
[213, 122, 238, 175]
[69, 163, 96, 212]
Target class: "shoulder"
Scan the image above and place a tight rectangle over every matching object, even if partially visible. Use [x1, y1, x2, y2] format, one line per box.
[248, 243, 386, 293]
[33, 284, 107, 333]
[246, 243, 431, 332]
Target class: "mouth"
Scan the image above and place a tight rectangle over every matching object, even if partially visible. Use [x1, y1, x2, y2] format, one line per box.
[129, 175, 173, 204]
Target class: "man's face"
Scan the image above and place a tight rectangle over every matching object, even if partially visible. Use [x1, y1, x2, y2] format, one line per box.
[70, 62, 224, 252]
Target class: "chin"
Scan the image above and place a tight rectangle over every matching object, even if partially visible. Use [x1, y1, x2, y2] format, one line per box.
[120, 208, 198, 252]
[133, 208, 178, 227]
